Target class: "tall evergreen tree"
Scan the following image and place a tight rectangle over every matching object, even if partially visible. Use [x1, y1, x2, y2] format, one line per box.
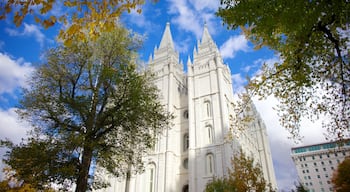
[1, 26, 171, 191]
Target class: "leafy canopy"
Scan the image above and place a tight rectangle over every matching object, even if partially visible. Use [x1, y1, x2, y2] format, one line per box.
[205, 150, 275, 192]
[0, 0, 156, 45]
[332, 157, 350, 192]
[1, 26, 171, 191]
[217, 0, 349, 139]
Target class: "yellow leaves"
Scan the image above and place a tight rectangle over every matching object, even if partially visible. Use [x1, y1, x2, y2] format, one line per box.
[1, 0, 148, 45]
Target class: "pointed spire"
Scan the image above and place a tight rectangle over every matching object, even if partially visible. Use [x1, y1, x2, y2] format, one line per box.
[187, 55, 192, 66]
[201, 23, 214, 44]
[159, 22, 175, 50]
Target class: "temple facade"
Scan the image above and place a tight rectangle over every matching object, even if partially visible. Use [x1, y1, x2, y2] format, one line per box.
[97, 23, 277, 192]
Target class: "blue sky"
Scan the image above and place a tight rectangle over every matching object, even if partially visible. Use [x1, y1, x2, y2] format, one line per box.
[0, 0, 329, 190]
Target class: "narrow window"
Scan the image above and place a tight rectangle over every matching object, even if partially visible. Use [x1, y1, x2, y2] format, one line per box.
[147, 163, 156, 192]
[206, 153, 214, 175]
[204, 101, 211, 117]
[206, 125, 214, 144]
[183, 133, 189, 151]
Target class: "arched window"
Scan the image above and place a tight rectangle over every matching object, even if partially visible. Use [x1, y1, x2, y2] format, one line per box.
[204, 100, 211, 117]
[206, 153, 214, 175]
[183, 110, 189, 119]
[206, 125, 214, 144]
[183, 158, 188, 169]
[183, 133, 189, 151]
[182, 184, 189, 192]
[146, 163, 156, 192]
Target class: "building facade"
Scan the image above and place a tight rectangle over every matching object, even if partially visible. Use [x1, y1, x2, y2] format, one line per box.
[291, 140, 350, 192]
[97, 23, 277, 192]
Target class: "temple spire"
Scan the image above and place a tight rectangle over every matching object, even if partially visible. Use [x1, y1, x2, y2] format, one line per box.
[201, 23, 214, 44]
[159, 22, 175, 50]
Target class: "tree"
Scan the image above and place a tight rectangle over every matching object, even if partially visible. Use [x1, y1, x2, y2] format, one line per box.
[205, 177, 235, 192]
[291, 182, 308, 192]
[205, 150, 275, 192]
[1, 26, 171, 192]
[0, 166, 54, 192]
[0, 0, 156, 45]
[217, 0, 350, 139]
[332, 157, 350, 192]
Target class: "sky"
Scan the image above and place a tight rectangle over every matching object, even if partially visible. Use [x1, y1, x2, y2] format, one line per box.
[0, 0, 330, 191]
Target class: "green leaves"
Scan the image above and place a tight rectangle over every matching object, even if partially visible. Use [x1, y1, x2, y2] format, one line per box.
[2, 26, 171, 191]
[217, 0, 350, 140]
[205, 150, 275, 192]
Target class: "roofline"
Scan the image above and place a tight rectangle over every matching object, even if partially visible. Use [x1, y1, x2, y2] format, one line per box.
[291, 139, 350, 150]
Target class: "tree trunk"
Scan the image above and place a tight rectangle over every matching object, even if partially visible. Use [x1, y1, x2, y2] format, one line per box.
[76, 146, 93, 192]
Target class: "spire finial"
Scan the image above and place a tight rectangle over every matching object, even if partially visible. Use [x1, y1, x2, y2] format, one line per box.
[201, 23, 213, 44]
[159, 22, 175, 50]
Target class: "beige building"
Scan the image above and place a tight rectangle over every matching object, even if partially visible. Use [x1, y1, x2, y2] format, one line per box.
[291, 140, 350, 192]
[97, 23, 277, 192]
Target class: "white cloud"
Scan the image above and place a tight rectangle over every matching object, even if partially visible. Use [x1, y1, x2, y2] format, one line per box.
[0, 53, 34, 96]
[253, 95, 327, 190]
[166, 0, 219, 39]
[5, 23, 46, 47]
[231, 73, 246, 93]
[126, 7, 154, 29]
[174, 36, 192, 54]
[219, 35, 249, 59]
[0, 108, 29, 143]
[189, 0, 219, 11]
[0, 107, 31, 180]
[167, 0, 202, 38]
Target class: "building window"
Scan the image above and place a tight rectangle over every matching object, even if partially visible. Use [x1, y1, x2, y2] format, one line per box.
[183, 133, 189, 151]
[206, 125, 214, 144]
[319, 155, 322, 159]
[315, 168, 318, 172]
[183, 158, 188, 169]
[314, 162, 317, 166]
[306, 169, 309, 173]
[302, 170, 305, 173]
[147, 163, 156, 192]
[329, 160, 332, 164]
[183, 110, 188, 119]
[206, 153, 214, 175]
[317, 175, 320, 178]
[204, 100, 211, 117]
[323, 167, 326, 171]
[321, 161, 324, 165]
[182, 185, 189, 192]
[312, 156, 315, 160]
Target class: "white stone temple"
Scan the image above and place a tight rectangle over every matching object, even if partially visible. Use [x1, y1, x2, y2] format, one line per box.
[97, 23, 277, 192]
